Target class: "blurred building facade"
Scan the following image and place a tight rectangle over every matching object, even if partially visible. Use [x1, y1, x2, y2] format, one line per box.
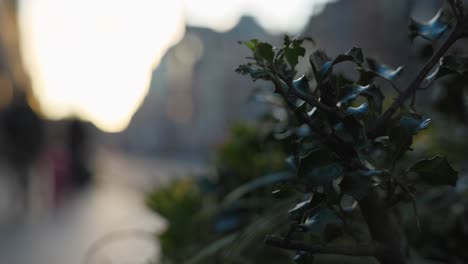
[110, 0, 441, 159]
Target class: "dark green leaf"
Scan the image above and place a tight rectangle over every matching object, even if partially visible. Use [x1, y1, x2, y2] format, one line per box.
[340, 170, 382, 200]
[298, 149, 344, 186]
[256, 42, 275, 62]
[243, 39, 258, 51]
[346, 103, 369, 118]
[293, 251, 312, 264]
[409, 156, 458, 186]
[284, 35, 291, 47]
[293, 75, 311, 94]
[333, 122, 354, 143]
[310, 50, 331, 81]
[409, 9, 449, 41]
[235, 64, 268, 80]
[284, 37, 306, 69]
[300, 207, 341, 235]
[366, 58, 404, 80]
[373, 136, 390, 147]
[342, 114, 366, 143]
[318, 47, 363, 80]
[288, 198, 312, 220]
[399, 116, 431, 135]
[285, 156, 299, 171]
[333, 47, 364, 66]
[361, 84, 384, 115]
[424, 55, 468, 85]
[339, 84, 373, 105]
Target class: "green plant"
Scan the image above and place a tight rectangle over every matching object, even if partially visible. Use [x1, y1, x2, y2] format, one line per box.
[147, 123, 292, 264]
[146, 178, 208, 263]
[233, 1, 468, 264]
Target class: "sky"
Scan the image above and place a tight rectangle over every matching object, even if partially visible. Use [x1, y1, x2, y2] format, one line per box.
[18, 0, 335, 132]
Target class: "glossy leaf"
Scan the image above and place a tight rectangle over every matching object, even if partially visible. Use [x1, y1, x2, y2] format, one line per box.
[284, 36, 306, 69]
[298, 149, 344, 186]
[346, 103, 369, 118]
[288, 198, 312, 220]
[318, 47, 363, 80]
[257, 42, 275, 62]
[425, 55, 468, 85]
[366, 58, 404, 80]
[285, 156, 299, 172]
[399, 116, 431, 135]
[409, 156, 458, 186]
[293, 75, 311, 94]
[334, 47, 364, 66]
[373, 136, 390, 147]
[300, 207, 341, 236]
[361, 84, 385, 115]
[293, 251, 312, 264]
[409, 9, 449, 41]
[310, 49, 331, 81]
[339, 84, 373, 105]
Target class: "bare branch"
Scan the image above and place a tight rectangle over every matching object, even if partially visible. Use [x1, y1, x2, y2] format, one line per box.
[264, 235, 383, 257]
[367, 20, 465, 138]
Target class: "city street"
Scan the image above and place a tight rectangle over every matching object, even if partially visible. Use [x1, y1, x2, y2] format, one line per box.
[0, 148, 206, 264]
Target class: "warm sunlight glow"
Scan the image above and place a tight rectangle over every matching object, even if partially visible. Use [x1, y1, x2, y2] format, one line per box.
[19, 0, 185, 132]
[18, 0, 334, 132]
[182, 0, 337, 33]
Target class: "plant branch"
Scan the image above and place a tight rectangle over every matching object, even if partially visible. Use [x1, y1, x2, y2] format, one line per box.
[264, 235, 383, 257]
[288, 81, 339, 115]
[367, 21, 464, 138]
[268, 66, 340, 117]
[359, 190, 407, 264]
[267, 73, 357, 159]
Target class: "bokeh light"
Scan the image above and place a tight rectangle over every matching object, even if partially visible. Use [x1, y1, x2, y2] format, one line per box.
[18, 0, 334, 132]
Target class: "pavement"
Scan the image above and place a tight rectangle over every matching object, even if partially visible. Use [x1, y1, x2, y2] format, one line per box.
[0, 147, 206, 264]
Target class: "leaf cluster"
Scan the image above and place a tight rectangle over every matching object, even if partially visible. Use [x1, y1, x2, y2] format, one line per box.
[233, 3, 467, 262]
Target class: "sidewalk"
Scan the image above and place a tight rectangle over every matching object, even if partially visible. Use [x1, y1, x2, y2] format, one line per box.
[0, 148, 206, 264]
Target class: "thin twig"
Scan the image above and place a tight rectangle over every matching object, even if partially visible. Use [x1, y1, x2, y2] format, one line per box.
[367, 20, 465, 138]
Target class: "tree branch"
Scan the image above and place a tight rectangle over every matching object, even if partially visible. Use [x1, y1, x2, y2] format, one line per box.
[267, 74, 357, 159]
[288, 81, 339, 115]
[367, 20, 465, 138]
[268, 68, 340, 116]
[264, 235, 383, 257]
[359, 189, 407, 264]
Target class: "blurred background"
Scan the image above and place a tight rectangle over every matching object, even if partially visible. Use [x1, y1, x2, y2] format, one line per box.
[0, 0, 466, 263]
